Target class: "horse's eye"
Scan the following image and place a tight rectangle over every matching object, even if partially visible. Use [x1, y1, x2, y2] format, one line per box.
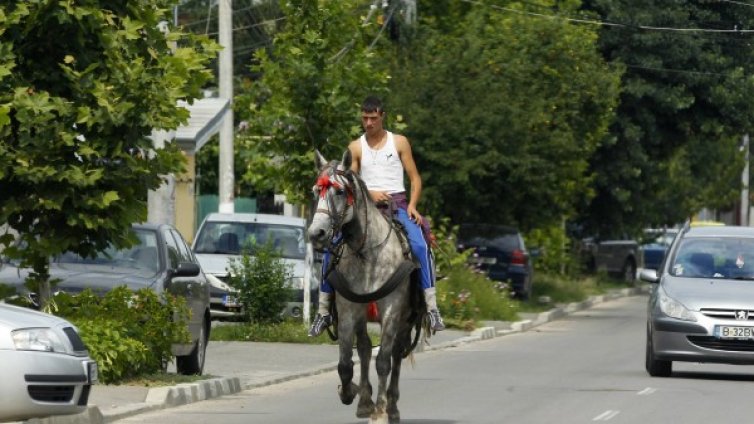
[335, 189, 345, 195]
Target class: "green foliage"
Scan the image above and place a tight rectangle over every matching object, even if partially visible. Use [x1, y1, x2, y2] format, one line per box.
[0, 1, 218, 308]
[53, 287, 191, 384]
[390, 1, 621, 231]
[578, 0, 754, 235]
[437, 267, 520, 330]
[235, 0, 390, 204]
[525, 224, 580, 276]
[227, 240, 292, 323]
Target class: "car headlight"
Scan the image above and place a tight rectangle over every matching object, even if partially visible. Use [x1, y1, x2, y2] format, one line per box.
[658, 287, 696, 322]
[12, 328, 72, 354]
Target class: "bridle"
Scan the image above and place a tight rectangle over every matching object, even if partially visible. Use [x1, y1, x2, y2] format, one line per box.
[312, 163, 394, 257]
[313, 164, 355, 248]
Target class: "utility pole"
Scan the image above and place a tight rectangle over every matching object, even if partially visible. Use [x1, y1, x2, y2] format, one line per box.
[742, 134, 750, 226]
[218, 0, 235, 213]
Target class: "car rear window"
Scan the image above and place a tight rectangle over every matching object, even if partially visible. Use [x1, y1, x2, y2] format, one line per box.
[458, 225, 521, 251]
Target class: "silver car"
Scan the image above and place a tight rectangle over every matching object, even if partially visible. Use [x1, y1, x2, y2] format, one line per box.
[192, 213, 318, 319]
[642, 223, 754, 377]
[0, 303, 97, 421]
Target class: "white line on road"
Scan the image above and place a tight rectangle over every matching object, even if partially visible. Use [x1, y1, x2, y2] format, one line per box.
[593, 410, 620, 421]
[637, 387, 656, 396]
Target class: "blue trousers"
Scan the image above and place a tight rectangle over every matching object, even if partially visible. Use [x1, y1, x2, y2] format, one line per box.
[320, 208, 435, 294]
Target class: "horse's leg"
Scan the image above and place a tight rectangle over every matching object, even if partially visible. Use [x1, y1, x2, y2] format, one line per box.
[337, 309, 358, 405]
[386, 330, 411, 423]
[355, 319, 375, 418]
[371, 317, 397, 423]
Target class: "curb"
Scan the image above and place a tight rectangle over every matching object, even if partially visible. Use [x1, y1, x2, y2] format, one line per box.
[30, 285, 648, 424]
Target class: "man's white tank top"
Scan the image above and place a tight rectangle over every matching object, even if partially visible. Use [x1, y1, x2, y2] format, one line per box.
[359, 131, 405, 194]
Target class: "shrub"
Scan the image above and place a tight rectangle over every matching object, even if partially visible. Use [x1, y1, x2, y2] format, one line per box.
[227, 240, 292, 324]
[525, 223, 581, 276]
[53, 286, 190, 384]
[430, 217, 519, 329]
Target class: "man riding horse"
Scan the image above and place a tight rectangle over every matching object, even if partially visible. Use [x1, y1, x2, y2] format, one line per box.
[309, 95, 445, 337]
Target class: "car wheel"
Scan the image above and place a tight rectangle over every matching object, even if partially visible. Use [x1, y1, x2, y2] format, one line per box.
[177, 316, 207, 375]
[622, 259, 637, 285]
[645, 327, 671, 377]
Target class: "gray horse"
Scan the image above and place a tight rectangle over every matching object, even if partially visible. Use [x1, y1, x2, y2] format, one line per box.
[308, 150, 426, 424]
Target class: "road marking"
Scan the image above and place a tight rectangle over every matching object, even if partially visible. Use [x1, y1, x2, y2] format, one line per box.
[637, 387, 656, 395]
[593, 410, 620, 421]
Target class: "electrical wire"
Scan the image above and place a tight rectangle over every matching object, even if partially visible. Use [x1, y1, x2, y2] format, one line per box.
[460, 0, 754, 33]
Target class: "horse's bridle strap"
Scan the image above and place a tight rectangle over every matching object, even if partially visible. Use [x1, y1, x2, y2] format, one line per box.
[328, 260, 416, 304]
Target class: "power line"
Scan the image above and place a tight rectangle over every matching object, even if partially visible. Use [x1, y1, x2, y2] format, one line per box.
[720, 0, 754, 7]
[460, 0, 754, 33]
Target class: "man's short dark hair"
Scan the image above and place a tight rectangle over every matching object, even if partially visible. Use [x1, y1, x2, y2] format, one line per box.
[361, 96, 384, 114]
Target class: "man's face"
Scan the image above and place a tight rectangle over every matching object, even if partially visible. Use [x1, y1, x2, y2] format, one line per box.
[361, 110, 384, 134]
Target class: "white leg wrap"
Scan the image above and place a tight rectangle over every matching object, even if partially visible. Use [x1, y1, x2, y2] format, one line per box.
[318, 291, 333, 315]
[423, 287, 438, 311]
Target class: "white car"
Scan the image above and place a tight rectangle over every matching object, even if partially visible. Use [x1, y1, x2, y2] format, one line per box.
[192, 213, 319, 319]
[0, 303, 97, 422]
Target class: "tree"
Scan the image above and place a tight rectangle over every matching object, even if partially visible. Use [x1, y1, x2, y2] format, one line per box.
[389, 1, 621, 231]
[0, 1, 217, 307]
[235, 0, 391, 205]
[578, 0, 754, 237]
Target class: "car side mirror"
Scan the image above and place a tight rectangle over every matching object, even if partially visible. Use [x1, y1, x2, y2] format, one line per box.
[639, 268, 659, 284]
[174, 262, 201, 277]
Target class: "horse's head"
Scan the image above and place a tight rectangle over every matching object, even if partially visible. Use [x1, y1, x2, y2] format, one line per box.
[308, 149, 356, 251]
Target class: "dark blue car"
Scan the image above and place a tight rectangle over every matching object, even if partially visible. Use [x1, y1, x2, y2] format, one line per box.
[640, 228, 679, 271]
[457, 224, 534, 300]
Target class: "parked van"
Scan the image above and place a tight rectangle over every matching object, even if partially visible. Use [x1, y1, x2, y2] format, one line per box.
[192, 213, 318, 319]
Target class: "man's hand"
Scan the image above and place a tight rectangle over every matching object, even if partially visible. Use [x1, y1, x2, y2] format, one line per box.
[407, 205, 423, 225]
[369, 190, 392, 204]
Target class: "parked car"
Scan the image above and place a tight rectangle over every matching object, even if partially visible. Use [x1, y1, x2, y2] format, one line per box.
[0, 302, 97, 422]
[0, 223, 210, 375]
[192, 213, 319, 318]
[642, 223, 754, 377]
[580, 235, 641, 283]
[457, 224, 534, 300]
[638, 228, 679, 271]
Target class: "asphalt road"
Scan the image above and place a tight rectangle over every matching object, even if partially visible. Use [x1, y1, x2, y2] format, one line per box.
[117, 295, 754, 424]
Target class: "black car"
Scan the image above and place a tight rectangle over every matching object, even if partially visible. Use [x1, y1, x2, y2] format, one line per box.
[0, 223, 211, 375]
[457, 224, 534, 300]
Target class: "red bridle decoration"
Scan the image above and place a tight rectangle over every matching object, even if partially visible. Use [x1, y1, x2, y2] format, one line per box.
[316, 173, 354, 205]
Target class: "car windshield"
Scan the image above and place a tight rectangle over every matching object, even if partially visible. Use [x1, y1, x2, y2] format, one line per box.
[53, 229, 161, 274]
[670, 236, 754, 279]
[193, 221, 306, 260]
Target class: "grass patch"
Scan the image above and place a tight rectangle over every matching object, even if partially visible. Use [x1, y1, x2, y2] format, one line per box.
[118, 373, 211, 387]
[210, 319, 381, 344]
[518, 272, 632, 312]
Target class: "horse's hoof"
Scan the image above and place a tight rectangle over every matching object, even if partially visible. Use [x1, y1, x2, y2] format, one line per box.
[388, 411, 400, 423]
[368, 412, 389, 424]
[337, 384, 357, 405]
[356, 400, 375, 418]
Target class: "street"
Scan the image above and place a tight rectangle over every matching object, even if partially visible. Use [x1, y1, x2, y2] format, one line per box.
[118, 295, 754, 424]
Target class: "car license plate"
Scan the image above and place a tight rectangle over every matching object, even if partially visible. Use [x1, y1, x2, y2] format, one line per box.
[87, 361, 98, 384]
[223, 295, 240, 308]
[471, 257, 497, 265]
[717, 325, 754, 339]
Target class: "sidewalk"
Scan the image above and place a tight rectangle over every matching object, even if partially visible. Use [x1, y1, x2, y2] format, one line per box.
[25, 287, 647, 424]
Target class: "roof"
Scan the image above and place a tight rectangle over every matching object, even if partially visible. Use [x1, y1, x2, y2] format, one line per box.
[685, 225, 754, 237]
[202, 213, 306, 227]
[174, 97, 230, 153]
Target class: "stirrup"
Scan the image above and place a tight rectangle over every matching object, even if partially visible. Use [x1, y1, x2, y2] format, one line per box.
[429, 309, 445, 332]
[308, 313, 333, 337]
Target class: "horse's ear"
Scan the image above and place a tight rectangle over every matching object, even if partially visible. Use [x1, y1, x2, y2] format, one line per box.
[315, 150, 327, 170]
[341, 149, 352, 170]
